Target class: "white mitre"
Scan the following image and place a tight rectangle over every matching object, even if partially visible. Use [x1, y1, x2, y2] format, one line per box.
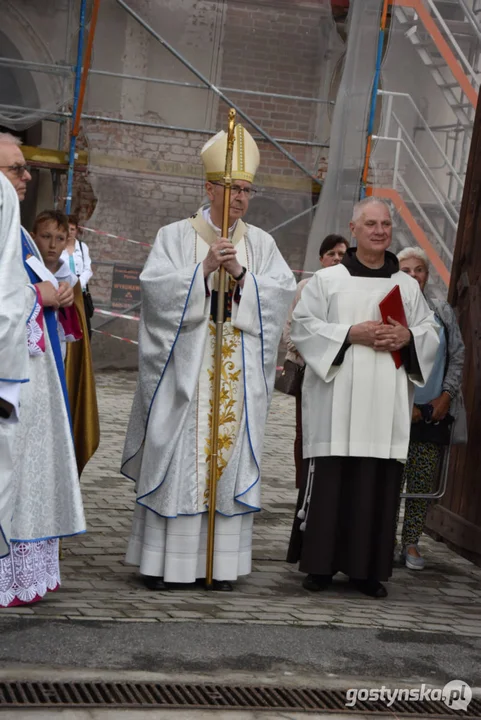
[201, 124, 260, 183]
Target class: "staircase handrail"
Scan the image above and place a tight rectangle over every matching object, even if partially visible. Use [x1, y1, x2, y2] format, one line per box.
[378, 90, 465, 190]
[457, 0, 481, 44]
[398, 174, 454, 260]
[372, 187, 451, 284]
[393, 1, 478, 106]
[390, 110, 459, 223]
[423, 0, 479, 86]
[373, 131, 459, 235]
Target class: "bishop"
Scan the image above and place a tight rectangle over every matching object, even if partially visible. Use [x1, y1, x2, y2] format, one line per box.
[122, 124, 296, 591]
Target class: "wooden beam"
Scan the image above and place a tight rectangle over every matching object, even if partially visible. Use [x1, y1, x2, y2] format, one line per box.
[425, 91, 481, 559]
[22, 145, 89, 167]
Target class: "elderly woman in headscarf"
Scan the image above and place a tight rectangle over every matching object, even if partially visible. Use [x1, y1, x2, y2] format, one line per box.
[396, 247, 467, 570]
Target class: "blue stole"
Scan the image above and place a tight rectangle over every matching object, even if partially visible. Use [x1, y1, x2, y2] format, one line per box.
[21, 229, 72, 425]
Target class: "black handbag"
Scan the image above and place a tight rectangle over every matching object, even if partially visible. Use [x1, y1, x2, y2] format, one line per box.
[275, 359, 304, 397]
[79, 241, 94, 319]
[83, 288, 94, 319]
[410, 404, 454, 446]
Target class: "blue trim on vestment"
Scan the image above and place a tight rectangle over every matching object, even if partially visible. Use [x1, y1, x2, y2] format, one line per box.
[0, 285, 35, 384]
[121, 263, 202, 480]
[231, 331, 261, 512]
[25, 284, 38, 325]
[10, 529, 86, 543]
[21, 230, 72, 428]
[124, 262, 263, 516]
[251, 273, 268, 396]
[0, 524, 9, 559]
[133, 506, 259, 521]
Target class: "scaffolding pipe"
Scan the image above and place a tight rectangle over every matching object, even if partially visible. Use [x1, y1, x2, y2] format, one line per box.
[66, 0, 101, 213]
[90, 68, 334, 105]
[59, 0, 75, 204]
[65, 0, 87, 214]
[267, 205, 316, 234]
[0, 57, 334, 107]
[115, 0, 322, 186]
[73, 0, 101, 137]
[360, 0, 389, 199]
[0, 104, 328, 149]
[0, 57, 72, 75]
[0, 104, 67, 122]
[79, 113, 329, 147]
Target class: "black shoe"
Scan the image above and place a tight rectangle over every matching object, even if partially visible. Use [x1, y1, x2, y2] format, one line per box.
[199, 578, 234, 592]
[350, 578, 388, 598]
[212, 579, 233, 592]
[302, 574, 332, 592]
[143, 575, 168, 591]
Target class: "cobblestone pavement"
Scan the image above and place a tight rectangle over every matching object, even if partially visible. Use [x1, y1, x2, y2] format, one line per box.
[3, 371, 481, 636]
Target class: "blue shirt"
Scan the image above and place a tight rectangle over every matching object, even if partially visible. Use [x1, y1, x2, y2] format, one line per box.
[415, 318, 446, 404]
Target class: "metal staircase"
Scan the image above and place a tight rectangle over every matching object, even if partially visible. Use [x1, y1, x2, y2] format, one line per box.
[393, 0, 479, 128]
[371, 0, 480, 288]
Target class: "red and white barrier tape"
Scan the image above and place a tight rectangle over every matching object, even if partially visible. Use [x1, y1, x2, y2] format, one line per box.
[93, 326, 287, 370]
[94, 308, 140, 322]
[80, 225, 314, 275]
[80, 226, 152, 248]
[92, 328, 138, 345]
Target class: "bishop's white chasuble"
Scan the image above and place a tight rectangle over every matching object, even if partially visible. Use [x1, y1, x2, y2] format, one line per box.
[123, 209, 295, 582]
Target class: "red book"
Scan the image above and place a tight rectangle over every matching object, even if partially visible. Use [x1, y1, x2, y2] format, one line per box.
[379, 285, 408, 369]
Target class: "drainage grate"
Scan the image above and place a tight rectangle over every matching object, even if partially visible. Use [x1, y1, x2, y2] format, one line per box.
[0, 681, 479, 716]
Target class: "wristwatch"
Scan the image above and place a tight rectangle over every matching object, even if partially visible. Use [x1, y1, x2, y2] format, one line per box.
[234, 266, 247, 282]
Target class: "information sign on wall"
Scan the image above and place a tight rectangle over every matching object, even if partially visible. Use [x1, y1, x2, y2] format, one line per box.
[111, 265, 141, 309]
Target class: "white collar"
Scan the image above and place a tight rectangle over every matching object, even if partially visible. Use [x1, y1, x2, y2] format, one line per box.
[202, 206, 237, 236]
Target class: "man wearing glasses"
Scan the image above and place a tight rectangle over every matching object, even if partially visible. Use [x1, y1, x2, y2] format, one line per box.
[0, 133, 85, 608]
[122, 124, 295, 592]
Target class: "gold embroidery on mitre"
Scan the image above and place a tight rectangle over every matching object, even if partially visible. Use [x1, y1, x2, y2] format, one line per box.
[201, 124, 260, 184]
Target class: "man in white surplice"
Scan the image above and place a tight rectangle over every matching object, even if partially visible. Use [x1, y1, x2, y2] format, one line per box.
[0, 133, 85, 608]
[0, 172, 29, 559]
[122, 124, 296, 590]
[287, 197, 439, 599]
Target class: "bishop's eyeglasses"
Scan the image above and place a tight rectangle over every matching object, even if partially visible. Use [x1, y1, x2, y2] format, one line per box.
[211, 182, 258, 197]
[0, 164, 31, 177]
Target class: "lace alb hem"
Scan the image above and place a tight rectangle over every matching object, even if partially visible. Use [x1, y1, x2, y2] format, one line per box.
[0, 539, 61, 607]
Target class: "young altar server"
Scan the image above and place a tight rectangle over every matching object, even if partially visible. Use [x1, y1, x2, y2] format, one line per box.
[31, 210, 82, 360]
[122, 124, 296, 591]
[31, 208, 100, 476]
[287, 197, 439, 598]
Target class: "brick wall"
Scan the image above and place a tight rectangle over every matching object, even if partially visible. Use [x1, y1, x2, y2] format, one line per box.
[69, 1, 334, 313]
[217, 1, 327, 178]
[71, 120, 207, 304]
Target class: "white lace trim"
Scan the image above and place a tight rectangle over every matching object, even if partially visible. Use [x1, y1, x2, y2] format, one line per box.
[27, 302, 44, 357]
[0, 539, 60, 607]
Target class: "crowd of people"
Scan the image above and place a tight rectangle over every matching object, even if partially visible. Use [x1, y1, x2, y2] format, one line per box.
[0, 123, 467, 608]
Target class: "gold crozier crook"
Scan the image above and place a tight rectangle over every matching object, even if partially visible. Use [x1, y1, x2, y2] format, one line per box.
[205, 108, 237, 589]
